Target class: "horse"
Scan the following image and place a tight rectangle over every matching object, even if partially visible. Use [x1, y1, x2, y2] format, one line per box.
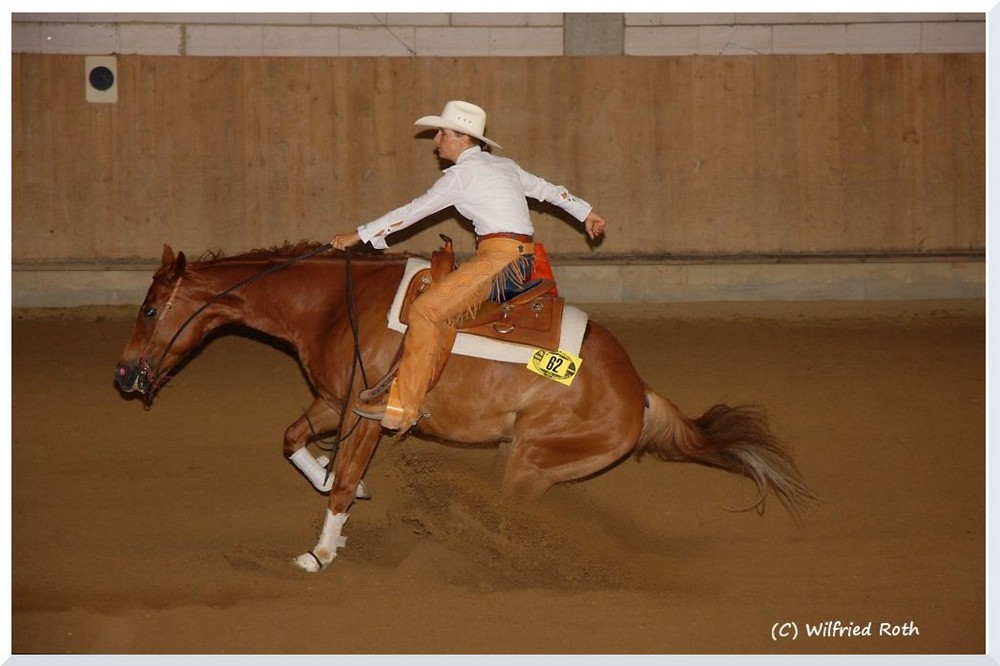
[114, 242, 815, 573]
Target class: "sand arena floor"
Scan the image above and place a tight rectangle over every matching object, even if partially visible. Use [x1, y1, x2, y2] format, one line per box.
[10, 300, 985, 655]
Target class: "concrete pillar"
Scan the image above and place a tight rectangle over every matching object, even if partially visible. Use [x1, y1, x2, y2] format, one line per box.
[564, 13, 624, 55]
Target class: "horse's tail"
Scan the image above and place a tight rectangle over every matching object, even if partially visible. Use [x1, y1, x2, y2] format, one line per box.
[635, 389, 816, 520]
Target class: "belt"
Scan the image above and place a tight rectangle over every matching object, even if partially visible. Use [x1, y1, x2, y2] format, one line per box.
[476, 232, 534, 244]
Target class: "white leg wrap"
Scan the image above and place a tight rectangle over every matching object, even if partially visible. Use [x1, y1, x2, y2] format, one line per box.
[293, 511, 349, 572]
[289, 449, 371, 498]
[289, 448, 334, 492]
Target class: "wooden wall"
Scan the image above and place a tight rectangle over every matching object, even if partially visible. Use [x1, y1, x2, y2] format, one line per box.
[12, 53, 984, 264]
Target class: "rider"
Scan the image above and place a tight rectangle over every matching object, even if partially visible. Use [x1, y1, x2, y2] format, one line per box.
[331, 100, 606, 434]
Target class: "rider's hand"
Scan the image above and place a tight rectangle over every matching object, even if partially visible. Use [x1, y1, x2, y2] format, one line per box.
[330, 231, 362, 251]
[584, 211, 606, 240]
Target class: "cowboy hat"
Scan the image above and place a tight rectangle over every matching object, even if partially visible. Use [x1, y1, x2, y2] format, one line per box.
[414, 100, 502, 149]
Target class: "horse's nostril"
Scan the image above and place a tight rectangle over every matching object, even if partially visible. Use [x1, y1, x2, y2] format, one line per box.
[115, 363, 140, 393]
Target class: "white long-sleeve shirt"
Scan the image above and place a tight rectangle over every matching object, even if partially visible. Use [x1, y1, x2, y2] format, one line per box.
[357, 146, 593, 250]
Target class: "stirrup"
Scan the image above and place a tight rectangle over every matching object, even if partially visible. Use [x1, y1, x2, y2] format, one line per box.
[352, 405, 387, 420]
[352, 405, 431, 429]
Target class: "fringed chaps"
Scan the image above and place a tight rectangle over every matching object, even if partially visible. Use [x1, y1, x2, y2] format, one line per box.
[393, 237, 532, 429]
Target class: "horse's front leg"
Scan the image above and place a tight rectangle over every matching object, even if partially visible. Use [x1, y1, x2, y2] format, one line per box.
[283, 397, 369, 498]
[294, 416, 384, 573]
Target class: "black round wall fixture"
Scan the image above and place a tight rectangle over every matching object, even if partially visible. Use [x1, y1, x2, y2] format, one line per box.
[88, 66, 115, 92]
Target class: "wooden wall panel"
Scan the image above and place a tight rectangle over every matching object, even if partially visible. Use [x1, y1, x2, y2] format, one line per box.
[12, 53, 984, 264]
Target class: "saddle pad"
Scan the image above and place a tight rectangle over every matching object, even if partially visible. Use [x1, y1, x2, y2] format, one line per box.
[386, 258, 589, 365]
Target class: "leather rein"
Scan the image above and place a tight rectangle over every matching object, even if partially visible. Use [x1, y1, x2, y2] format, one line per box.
[137, 242, 370, 485]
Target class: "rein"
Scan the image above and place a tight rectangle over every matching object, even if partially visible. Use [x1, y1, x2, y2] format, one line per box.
[142, 241, 372, 486]
[317, 247, 370, 484]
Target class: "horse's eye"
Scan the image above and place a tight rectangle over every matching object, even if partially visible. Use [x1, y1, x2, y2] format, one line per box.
[143, 305, 158, 319]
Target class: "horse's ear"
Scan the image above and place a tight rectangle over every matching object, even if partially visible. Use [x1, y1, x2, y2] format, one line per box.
[161, 244, 175, 267]
[158, 245, 185, 281]
[172, 251, 187, 281]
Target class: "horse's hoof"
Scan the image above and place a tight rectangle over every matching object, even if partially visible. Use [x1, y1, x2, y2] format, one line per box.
[293, 552, 325, 573]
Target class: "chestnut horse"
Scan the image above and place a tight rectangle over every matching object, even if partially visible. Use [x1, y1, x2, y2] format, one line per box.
[115, 243, 814, 572]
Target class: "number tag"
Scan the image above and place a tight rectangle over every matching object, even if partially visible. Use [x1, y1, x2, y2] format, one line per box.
[526, 349, 583, 386]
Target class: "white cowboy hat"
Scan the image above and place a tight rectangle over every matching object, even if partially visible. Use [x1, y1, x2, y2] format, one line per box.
[414, 100, 502, 149]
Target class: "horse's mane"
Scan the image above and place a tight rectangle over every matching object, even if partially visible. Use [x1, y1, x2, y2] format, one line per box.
[191, 241, 412, 266]
[192, 241, 326, 264]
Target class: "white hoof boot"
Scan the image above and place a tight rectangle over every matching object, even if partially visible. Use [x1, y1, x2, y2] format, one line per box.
[293, 551, 326, 573]
[293, 511, 348, 573]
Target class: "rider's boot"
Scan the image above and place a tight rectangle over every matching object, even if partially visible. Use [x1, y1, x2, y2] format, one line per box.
[353, 378, 428, 431]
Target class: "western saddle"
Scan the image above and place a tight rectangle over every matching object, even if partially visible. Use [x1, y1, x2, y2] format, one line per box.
[360, 236, 566, 402]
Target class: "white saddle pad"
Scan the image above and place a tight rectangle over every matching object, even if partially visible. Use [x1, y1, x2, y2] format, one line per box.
[386, 258, 588, 364]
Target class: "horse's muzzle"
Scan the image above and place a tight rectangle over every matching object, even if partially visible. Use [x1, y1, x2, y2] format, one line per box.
[115, 361, 151, 396]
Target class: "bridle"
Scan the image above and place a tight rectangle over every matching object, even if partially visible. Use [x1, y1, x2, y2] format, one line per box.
[136, 274, 184, 391]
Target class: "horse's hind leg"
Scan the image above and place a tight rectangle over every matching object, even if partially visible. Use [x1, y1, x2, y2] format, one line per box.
[501, 421, 641, 502]
[499, 442, 555, 501]
[283, 397, 369, 498]
[294, 417, 383, 572]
